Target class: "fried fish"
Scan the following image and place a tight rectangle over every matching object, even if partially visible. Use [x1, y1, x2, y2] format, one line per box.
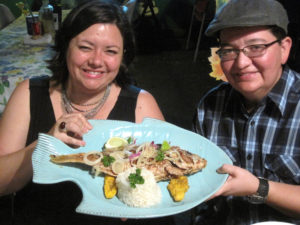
[50, 142, 207, 181]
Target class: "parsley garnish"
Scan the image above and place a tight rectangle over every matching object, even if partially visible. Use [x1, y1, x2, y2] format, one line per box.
[101, 155, 115, 167]
[155, 150, 165, 161]
[155, 141, 170, 161]
[128, 168, 145, 188]
[127, 136, 133, 144]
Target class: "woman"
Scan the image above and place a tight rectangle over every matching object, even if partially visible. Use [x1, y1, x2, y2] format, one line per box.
[0, 1, 173, 224]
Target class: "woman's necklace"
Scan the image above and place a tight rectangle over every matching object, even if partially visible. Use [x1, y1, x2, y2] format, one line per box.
[61, 84, 111, 119]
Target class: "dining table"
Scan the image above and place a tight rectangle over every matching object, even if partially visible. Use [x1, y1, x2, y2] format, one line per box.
[0, 10, 70, 115]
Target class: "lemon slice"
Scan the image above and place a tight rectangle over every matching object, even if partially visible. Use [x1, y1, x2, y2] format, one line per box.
[105, 137, 128, 149]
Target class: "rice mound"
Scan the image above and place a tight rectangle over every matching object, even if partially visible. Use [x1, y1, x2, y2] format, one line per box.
[116, 167, 162, 208]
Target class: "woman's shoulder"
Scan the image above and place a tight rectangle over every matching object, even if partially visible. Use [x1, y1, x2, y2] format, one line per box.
[29, 75, 51, 88]
[11, 76, 51, 103]
[13, 79, 30, 94]
[119, 84, 161, 111]
[135, 87, 155, 103]
[122, 84, 141, 96]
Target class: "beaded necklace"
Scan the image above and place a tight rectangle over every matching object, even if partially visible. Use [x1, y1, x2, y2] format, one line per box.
[61, 84, 111, 119]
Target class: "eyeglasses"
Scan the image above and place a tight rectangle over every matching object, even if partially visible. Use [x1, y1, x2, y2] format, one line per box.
[216, 39, 281, 61]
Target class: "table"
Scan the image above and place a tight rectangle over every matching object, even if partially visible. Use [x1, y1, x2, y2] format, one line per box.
[0, 11, 69, 114]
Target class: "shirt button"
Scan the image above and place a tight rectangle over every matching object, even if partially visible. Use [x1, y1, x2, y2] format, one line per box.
[250, 121, 255, 126]
[247, 154, 252, 160]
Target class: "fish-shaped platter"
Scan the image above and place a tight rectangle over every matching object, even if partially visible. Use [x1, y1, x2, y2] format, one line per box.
[32, 118, 232, 218]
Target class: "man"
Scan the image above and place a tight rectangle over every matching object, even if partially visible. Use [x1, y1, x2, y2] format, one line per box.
[193, 0, 300, 224]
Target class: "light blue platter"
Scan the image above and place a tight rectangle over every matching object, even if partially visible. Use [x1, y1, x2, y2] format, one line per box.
[32, 118, 232, 219]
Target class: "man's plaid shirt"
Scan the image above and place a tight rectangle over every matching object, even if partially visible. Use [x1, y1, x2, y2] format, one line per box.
[194, 66, 300, 225]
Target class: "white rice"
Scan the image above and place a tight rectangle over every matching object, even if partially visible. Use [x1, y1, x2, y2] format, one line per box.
[116, 167, 162, 208]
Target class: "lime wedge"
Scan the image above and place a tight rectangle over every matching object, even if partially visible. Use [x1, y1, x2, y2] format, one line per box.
[105, 137, 128, 149]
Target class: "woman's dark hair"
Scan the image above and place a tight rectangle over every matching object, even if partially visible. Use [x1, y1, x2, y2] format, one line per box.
[48, 0, 135, 87]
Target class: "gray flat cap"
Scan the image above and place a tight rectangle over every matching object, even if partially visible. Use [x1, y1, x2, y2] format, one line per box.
[205, 0, 289, 37]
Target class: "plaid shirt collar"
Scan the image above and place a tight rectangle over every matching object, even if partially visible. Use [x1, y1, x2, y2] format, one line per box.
[224, 66, 293, 117]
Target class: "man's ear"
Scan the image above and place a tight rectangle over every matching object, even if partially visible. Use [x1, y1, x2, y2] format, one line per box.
[281, 36, 292, 65]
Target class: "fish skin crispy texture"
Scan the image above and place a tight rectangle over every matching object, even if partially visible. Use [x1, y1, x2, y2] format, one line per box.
[50, 146, 207, 182]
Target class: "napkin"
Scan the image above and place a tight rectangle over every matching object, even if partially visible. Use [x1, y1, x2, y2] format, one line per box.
[23, 33, 52, 46]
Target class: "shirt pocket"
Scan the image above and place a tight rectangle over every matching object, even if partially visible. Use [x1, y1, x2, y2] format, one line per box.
[264, 154, 300, 184]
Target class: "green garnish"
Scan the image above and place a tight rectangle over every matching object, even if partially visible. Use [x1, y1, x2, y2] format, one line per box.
[155, 150, 165, 161]
[161, 140, 170, 150]
[127, 136, 133, 144]
[128, 168, 145, 188]
[101, 155, 115, 167]
[155, 140, 170, 161]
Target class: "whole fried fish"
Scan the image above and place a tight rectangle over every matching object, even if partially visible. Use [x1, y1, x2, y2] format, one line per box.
[50, 142, 207, 181]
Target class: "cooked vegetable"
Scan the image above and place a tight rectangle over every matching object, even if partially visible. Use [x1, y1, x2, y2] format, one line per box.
[104, 175, 117, 199]
[128, 168, 145, 188]
[167, 176, 189, 202]
[83, 151, 102, 166]
[129, 152, 141, 161]
[111, 160, 125, 174]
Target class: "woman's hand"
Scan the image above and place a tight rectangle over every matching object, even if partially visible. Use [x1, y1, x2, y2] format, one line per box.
[48, 113, 93, 148]
[211, 164, 259, 198]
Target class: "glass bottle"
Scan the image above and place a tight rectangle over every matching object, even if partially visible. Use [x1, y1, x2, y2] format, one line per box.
[49, 0, 62, 31]
[39, 0, 55, 36]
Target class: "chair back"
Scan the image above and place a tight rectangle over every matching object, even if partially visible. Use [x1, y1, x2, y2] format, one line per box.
[0, 4, 15, 30]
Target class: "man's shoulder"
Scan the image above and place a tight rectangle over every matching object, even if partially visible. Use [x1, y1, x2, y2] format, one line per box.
[196, 82, 233, 112]
[200, 82, 232, 101]
[288, 68, 300, 93]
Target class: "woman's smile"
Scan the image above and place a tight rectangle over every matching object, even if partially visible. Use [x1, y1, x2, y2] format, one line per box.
[83, 69, 105, 78]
